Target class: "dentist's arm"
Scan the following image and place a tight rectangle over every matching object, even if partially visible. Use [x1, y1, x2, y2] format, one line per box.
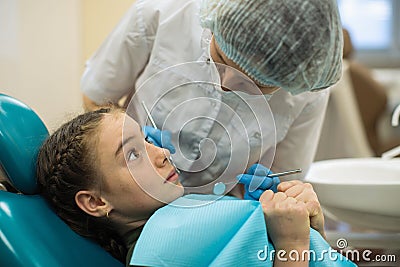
[81, 3, 155, 111]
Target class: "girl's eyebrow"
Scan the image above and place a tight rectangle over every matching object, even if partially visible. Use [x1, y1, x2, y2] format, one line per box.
[115, 136, 135, 157]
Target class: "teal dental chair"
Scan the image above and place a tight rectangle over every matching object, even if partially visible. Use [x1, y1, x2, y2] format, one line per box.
[0, 94, 123, 267]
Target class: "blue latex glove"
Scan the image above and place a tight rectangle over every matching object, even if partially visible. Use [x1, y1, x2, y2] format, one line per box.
[142, 126, 176, 154]
[237, 164, 280, 201]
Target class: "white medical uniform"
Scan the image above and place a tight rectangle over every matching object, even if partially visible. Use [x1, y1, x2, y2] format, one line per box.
[81, 0, 329, 188]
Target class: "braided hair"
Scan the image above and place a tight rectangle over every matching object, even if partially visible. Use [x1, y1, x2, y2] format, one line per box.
[36, 108, 127, 262]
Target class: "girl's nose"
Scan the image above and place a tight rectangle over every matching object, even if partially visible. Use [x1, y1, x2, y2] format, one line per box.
[150, 143, 170, 167]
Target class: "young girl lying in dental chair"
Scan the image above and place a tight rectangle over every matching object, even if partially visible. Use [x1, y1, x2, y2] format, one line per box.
[36, 108, 355, 267]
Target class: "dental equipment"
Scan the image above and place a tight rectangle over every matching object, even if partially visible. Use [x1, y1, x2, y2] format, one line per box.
[213, 168, 302, 195]
[141, 101, 181, 174]
[266, 169, 302, 177]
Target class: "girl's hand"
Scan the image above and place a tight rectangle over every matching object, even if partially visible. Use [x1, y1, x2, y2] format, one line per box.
[277, 180, 326, 239]
[259, 190, 310, 251]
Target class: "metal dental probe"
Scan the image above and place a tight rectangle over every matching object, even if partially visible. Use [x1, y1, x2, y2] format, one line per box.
[266, 168, 302, 177]
[141, 101, 181, 174]
[246, 168, 303, 194]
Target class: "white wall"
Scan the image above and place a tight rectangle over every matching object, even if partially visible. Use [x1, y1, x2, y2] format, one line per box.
[0, 0, 83, 131]
[0, 0, 135, 132]
[82, 0, 135, 61]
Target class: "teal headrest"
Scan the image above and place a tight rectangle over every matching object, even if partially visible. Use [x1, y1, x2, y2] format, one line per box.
[0, 94, 49, 194]
[0, 191, 123, 267]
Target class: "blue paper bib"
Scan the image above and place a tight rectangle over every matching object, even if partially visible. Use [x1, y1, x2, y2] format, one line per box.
[130, 194, 356, 267]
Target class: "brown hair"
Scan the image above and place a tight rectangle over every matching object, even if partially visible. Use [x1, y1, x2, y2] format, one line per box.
[36, 108, 127, 262]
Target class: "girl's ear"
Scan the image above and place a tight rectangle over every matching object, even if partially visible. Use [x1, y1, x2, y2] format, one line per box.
[75, 190, 111, 217]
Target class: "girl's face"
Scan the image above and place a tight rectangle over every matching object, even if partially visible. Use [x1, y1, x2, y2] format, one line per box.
[96, 112, 183, 224]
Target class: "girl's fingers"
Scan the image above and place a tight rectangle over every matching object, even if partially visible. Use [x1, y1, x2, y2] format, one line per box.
[250, 189, 265, 200]
[277, 180, 303, 191]
[306, 200, 322, 217]
[281, 184, 304, 197]
[273, 192, 287, 202]
[279, 182, 317, 202]
[259, 189, 274, 203]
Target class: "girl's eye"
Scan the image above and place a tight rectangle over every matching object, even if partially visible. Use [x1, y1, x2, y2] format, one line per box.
[128, 150, 139, 161]
[145, 136, 153, 144]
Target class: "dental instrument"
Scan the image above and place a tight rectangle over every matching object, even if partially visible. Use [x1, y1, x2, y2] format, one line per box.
[247, 168, 302, 193]
[213, 168, 302, 195]
[141, 101, 181, 174]
[266, 169, 302, 177]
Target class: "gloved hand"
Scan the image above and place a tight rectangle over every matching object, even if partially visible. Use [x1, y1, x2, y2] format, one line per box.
[142, 126, 176, 154]
[237, 163, 280, 201]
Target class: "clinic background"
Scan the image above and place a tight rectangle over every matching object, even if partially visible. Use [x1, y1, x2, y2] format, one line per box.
[1, 0, 400, 156]
[0, 0, 135, 131]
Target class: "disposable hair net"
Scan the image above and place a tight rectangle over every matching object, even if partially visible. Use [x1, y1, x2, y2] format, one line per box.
[200, 0, 343, 95]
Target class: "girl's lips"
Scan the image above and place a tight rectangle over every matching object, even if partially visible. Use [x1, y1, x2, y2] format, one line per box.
[165, 170, 179, 184]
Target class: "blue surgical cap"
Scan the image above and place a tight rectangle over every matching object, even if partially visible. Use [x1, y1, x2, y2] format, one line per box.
[200, 0, 343, 95]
